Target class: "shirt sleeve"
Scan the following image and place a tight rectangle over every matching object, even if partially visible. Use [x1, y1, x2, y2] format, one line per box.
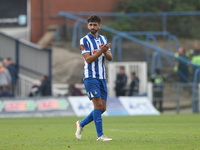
[80, 37, 90, 55]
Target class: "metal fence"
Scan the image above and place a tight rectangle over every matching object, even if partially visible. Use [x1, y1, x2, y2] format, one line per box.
[150, 82, 199, 113]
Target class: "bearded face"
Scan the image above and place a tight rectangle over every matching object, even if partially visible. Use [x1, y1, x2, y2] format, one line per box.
[88, 22, 101, 35]
[90, 28, 98, 34]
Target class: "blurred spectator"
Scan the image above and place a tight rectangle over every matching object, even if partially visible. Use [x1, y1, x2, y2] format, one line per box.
[128, 72, 139, 96]
[191, 42, 200, 66]
[0, 62, 12, 89]
[0, 86, 14, 97]
[2, 58, 7, 67]
[174, 46, 189, 82]
[189, 42, 200, 58]
[68, 83, 83, 96]
[38, 75, 52, 96]
[151, 69, 164, 113]
[115, 66, 127, 97]
[29, 80, 41, 97]
[4, 57, 18, 93]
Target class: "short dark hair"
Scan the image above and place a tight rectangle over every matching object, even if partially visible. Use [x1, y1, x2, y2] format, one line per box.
[87, 15, 101, 24]
[155, 68, 160, 74]
[7, 57, 12, 61]
[42, 75, 48, 80]
[119, 66, 125, 70]
[131, 72, 136, 76]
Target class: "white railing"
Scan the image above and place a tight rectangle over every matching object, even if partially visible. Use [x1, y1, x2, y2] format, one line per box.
[52, 83, 86, 96]
[17, 73, 35, 97]
[17, 74, 86, 97]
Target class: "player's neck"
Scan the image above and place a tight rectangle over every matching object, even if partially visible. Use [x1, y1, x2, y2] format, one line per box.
[90, 32, 98, 38]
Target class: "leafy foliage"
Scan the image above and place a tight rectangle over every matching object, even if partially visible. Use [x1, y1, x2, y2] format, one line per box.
[106, 0, 200, 39]
[115, 0, 200, 13]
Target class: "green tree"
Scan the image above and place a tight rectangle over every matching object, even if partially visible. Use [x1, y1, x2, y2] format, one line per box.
[105, 0, 200, 39]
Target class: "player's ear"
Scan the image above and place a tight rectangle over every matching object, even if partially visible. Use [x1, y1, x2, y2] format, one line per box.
[98, 24, 101, 29]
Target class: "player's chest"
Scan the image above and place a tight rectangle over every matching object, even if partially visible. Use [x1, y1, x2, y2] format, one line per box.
[89, 38, 102, 54]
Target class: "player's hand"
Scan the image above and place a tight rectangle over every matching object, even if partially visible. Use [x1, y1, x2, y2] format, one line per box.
[105, 43, 111, 50]
[99, 43, 108, 53]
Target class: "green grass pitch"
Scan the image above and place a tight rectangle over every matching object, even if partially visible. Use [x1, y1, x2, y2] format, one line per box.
[0, 114, 199, 150]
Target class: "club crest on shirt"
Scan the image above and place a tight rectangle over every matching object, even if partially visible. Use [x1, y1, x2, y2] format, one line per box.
[80, 45, 85, 51]
[93, 50, 98, 54]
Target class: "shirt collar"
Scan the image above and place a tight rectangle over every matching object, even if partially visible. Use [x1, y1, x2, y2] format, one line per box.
[87, 32, 100, 39]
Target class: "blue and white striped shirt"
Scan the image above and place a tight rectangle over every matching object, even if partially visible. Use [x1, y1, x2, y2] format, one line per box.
[80, 33, 110, 80]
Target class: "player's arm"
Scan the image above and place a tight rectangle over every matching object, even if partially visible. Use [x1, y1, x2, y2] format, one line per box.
[104, 50, 112, 61]
[83, 44, 109, 64]
[103, 36, 112, 61]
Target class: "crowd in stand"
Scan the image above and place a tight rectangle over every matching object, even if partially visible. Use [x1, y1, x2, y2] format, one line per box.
[174, 42, 200, 82]
[0, 57, 52, 98]
[0, 57, 81, 98]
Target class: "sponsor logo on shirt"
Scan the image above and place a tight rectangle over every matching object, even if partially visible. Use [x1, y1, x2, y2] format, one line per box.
[93, 50, 98, 54]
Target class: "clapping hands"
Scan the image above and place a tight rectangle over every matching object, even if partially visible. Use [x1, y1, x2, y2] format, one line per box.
[99, 43, 111, 53]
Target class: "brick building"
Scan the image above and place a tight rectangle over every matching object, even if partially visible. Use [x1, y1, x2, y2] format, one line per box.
[31, 0, 121, 43]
